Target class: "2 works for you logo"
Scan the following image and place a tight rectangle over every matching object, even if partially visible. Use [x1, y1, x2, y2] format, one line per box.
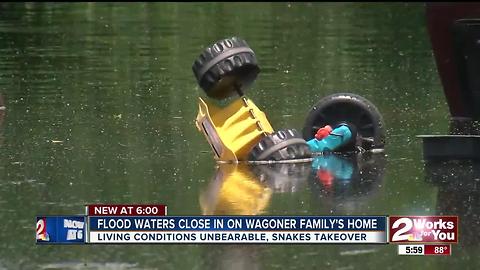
[389, 216, 458, 244]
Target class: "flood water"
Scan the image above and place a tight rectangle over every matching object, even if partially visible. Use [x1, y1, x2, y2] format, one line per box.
[0, 2, 478, 270]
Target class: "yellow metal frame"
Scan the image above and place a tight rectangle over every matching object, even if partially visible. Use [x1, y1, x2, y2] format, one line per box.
[195, 97, 273, 161]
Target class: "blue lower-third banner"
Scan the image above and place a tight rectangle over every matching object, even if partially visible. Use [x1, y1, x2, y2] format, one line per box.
[87, 216, 387, 244]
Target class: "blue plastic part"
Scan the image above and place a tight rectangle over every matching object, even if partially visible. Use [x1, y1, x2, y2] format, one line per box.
[311, 155, 354, 181]
[306, 125, 353, 152]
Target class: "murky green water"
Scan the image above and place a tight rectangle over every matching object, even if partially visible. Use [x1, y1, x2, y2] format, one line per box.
[0, 2, 478, 270]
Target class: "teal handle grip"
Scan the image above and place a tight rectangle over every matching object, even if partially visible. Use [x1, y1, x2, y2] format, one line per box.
[306, 125, 352, 152]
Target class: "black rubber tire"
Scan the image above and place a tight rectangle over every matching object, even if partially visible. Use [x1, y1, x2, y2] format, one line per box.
[249, 129, 312, 161]
[192, 37, 260, 100]
[302, 93, 385, 151]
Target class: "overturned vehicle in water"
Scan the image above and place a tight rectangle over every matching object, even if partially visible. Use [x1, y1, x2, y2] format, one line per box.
[192, 37, 385, 163]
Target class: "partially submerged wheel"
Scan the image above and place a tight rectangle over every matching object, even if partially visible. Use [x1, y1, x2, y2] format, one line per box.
[302, 93, 385, 151]
[249, 129, 312, 161]
[192, 37, 260, 100]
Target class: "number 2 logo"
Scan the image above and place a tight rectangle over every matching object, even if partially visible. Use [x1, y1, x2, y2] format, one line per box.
[391, 218, 413, 241]
[36, 219, 45, 239]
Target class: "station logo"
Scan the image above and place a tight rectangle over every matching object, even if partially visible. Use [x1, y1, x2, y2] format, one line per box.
[36, 216, 86, 244]
[389, 216, 458, 243]
[36, 217, 50, 242]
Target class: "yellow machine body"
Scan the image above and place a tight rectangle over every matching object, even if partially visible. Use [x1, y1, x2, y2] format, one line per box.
[199, 164, 272, 215]
[195, 97, 274, 161]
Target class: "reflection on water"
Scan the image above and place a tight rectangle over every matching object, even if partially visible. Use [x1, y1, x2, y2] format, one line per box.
[423, 117, 480, 259]
[200, 155, 385, 269]
[199, 164, 273, 216]
[422, 160, 480, 269]
[199, 165, 273, 270]
[310, 153, 387, 214]
[425, 160, 480, 248]
[202, 244, 262, 270]
[200, 153, 386, 217]
[309, 153, 387, 258]
[251, 163, 312, 194]
[199, 162, 310, 270]
[200, 162, 312, 215]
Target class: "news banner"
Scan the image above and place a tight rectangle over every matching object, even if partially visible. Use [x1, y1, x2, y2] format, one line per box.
[36, 204, 458, 256]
